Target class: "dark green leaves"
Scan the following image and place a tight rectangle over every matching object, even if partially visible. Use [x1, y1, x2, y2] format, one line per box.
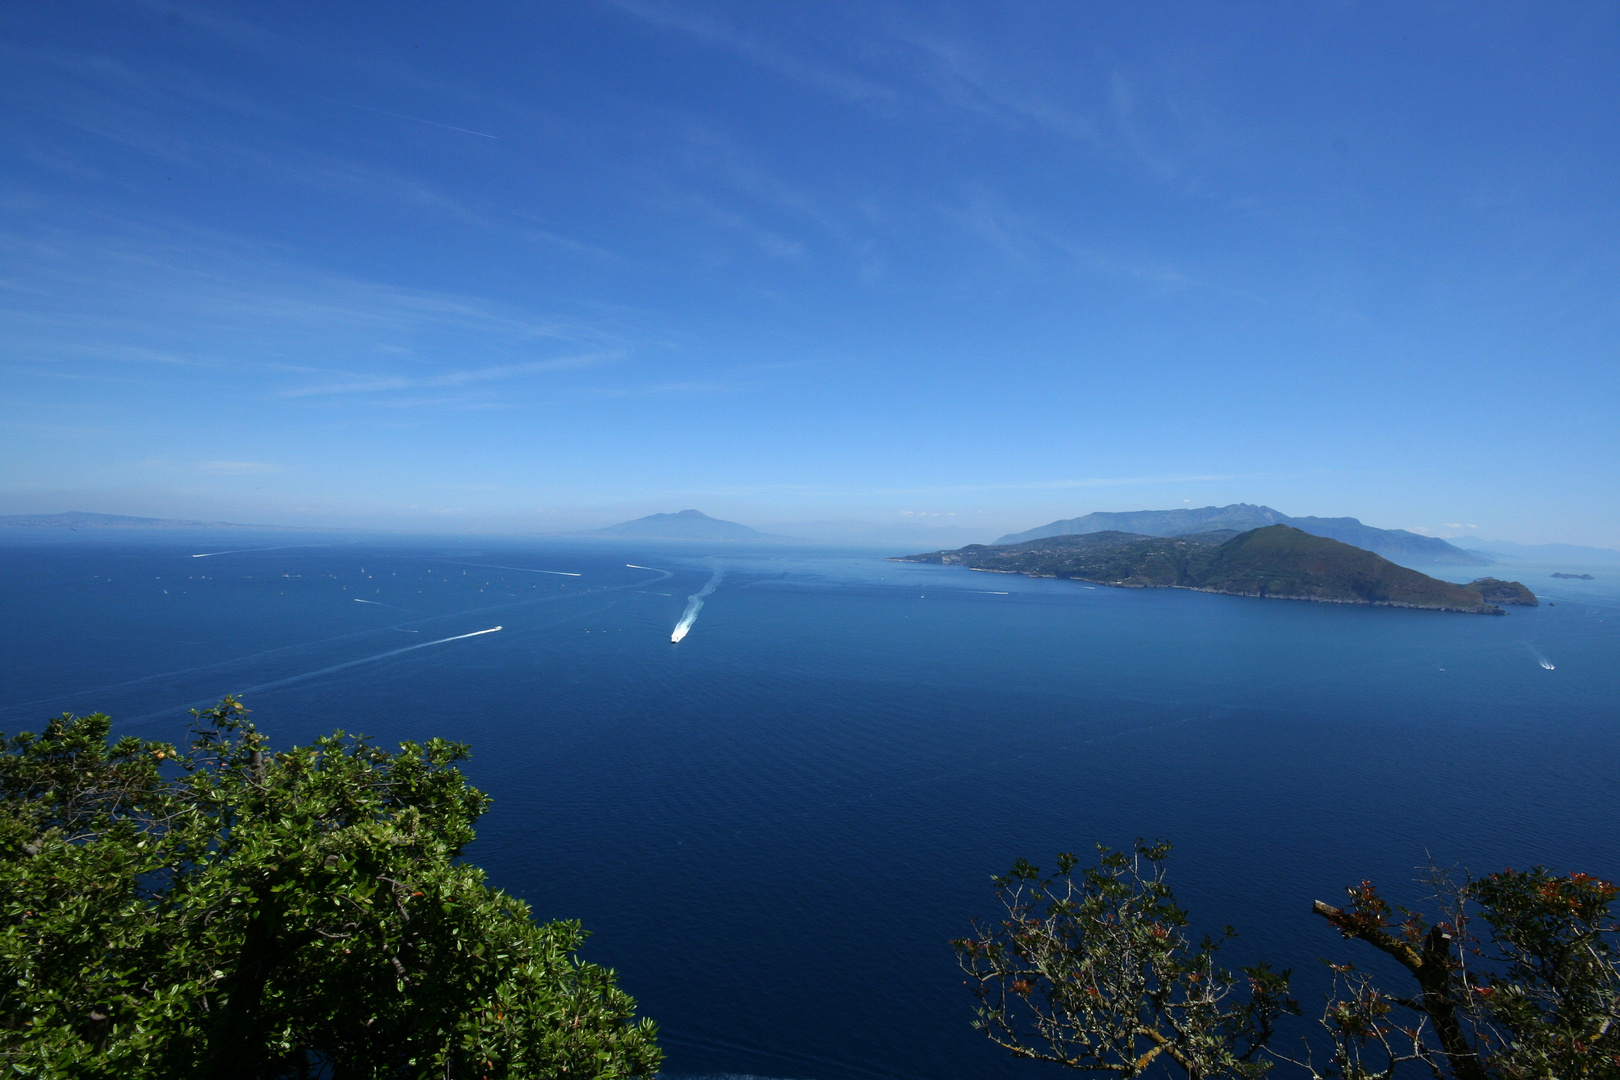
[0, 698, 660, 1078]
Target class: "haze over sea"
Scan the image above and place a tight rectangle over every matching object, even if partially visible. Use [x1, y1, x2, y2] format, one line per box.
[2, 529, 1615, 1080]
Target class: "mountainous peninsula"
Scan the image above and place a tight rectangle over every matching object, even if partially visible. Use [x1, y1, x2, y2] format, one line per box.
[584, 509, 781, 541]
[895, 525, 1537, 614]
[994, 504, 1490, 567]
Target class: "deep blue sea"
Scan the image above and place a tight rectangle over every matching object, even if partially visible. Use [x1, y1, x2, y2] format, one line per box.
[2, 531, 1616, 1080]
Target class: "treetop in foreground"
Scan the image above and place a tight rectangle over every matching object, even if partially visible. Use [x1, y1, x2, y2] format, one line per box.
[956, 842, 1619, 1079]
[0, 698, 660, 1079]
[953, 841, 1295, 1080]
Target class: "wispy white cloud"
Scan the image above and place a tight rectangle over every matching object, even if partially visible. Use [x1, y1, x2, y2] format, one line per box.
[607, 0, 1104, 148]
[0, 208, 647, 407]
[670, 122, 871, 258]
[0, 27, 613, 265]
[894, 474, 1239, 495]
[603, 1, 1197, 187]
[674, 189, 808, 260]
[129, 0, 521, 126]
[643, 474, 1239, 502]
[196, 460, 281, 474]
[937, 186, 1264, 300]
[900, 32, 1099, 142]
[605, 0, 903, 113]
[124, 457, 281, 475]
[575, 379, 731, 399]
[280, 354, 615, 398]
[1107, 71, 1180, 182]
[307, 96, 499, 139]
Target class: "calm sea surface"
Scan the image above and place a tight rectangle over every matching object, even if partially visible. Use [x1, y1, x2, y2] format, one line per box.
[2, 531, 1616, 1080]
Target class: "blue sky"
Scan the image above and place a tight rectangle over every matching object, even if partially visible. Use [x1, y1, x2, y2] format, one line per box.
[3, 1, 1617, 544]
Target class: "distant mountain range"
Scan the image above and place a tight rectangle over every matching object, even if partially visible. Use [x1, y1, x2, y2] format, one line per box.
[584, 509, 783, 541]
[994, 504, 1490, 568]
[896, 525, 1536, 615]
[0, 511, 261, 530]
[1460, 538, 1620, 565]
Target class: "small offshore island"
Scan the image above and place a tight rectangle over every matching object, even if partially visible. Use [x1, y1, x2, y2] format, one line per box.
[893, 525, 1538, 614]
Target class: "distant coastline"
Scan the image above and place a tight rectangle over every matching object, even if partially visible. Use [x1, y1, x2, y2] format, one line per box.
[0, 512, 271, 530]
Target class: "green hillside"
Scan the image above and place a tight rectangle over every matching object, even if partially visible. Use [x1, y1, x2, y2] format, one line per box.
[894, 525, 1535, 615]
[1192, 526, 1500, 608]
[1464, 577, 1540, 606]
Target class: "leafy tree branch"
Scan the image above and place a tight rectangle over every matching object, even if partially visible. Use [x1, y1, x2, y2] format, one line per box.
[959, 843, 1620, 1080]
[0, 698, 661, 1079]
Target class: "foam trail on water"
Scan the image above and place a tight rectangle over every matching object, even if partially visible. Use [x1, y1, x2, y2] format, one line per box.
[220, 627, 502, 696]
[1526, 643, 1555, 670]
[353, 598, 411, 611]
[119, 627, 502, 725]
[670, 571, 723, 643]
[193, 545, 311, 558]
[19, 563, 683, 722]
[450, 561, 580, 576]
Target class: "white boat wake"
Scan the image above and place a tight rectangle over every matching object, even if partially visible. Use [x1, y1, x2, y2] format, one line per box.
[671, 571, 723, 643]
[451, 561, 580, 576]
[191, 545, 315, 558]
[223, 626, 503, 696]
[119, 627, 503, 724]
[353, 598, 411, 611]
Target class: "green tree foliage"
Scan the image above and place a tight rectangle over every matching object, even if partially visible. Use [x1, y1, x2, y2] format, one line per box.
[1312, 868, 1619, 1079]
[952, 841, 1297, 1079]
[0, 698, 661, 1079]
[957, 843, 1620, 1080]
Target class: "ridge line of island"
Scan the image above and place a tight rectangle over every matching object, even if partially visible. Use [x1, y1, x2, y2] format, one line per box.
[890, 524, 1538, 615]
